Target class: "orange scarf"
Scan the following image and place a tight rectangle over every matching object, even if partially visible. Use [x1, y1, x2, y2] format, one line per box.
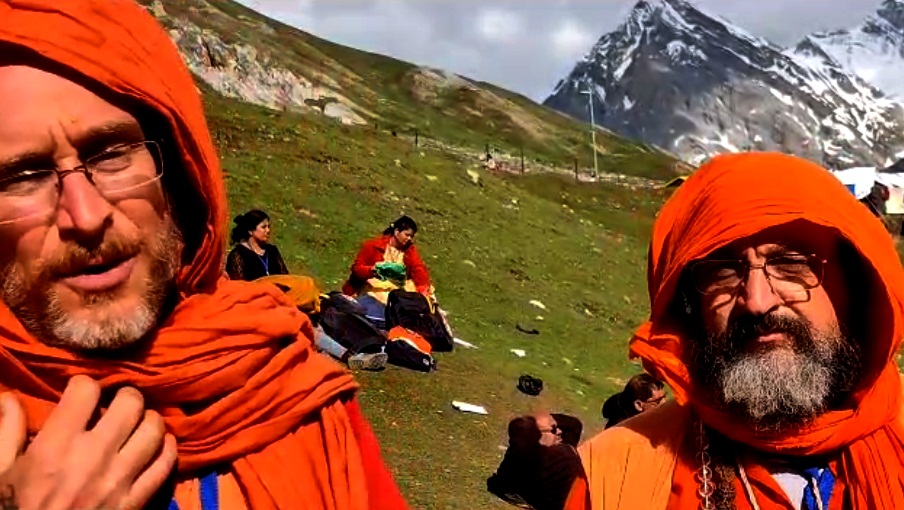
[0, 2, 378, 508]
[629, 152, 904, 509]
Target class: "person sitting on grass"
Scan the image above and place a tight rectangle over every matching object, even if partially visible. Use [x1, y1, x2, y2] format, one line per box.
[261, 274, 388, 372]
[487, 413, 585, 510]
[600, 373, 666, 429]
[226, 209, 289, 281]
[342, 216, 434, 311]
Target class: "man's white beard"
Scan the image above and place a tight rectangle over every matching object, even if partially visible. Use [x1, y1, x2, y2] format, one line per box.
[694, 314, 860, 432]
[1, 217, 182, 353]
[719, 343, 835, 430]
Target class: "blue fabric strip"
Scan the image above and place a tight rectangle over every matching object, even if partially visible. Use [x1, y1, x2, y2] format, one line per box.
[168, 471, 219, 510]
[802, 466, 835, 510]
[199, 471, 220, 510]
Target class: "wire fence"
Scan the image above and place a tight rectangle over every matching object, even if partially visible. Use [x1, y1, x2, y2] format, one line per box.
[361, 121, 671, 190]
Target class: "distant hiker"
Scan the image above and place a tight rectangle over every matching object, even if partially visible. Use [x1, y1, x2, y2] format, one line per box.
[488, 414, 585, 510]
[0, 2, 408, 508]
[861, 181, 889, 218]
[566, 152, 904, 510]
[600, 373, 666, 429]
[342, 215, 434, 304]
[226, 209, 289, 281]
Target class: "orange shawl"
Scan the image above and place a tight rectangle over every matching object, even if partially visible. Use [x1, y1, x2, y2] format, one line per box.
[627, 152, 904, 508]
[0, 1, 378, 508]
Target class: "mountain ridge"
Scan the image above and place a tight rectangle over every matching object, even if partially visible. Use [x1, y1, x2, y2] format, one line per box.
[139, 0, 677, 180]
[544, 0, 904, 168]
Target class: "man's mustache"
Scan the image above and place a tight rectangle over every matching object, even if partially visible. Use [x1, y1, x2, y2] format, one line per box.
[43, 237, 143, 279]
[724, 312, 812, 349]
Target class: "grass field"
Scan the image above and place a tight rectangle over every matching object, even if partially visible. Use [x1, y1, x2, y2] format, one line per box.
[205, 88, 670, 508]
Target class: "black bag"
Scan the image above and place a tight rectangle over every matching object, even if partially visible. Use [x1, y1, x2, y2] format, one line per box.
[385, 328, 437, 373]
[320, 296, 386, 355]
[320, 292, 366, 316]
[385, 290, 454, 352]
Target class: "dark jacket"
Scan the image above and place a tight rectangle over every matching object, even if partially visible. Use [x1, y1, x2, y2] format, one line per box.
[487, 444, 585, 510]
[225, 243, 289, 281]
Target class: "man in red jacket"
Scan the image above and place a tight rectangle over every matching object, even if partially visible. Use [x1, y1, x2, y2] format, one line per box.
[343, 215, 433, 298]
[0, 1, 408, 508]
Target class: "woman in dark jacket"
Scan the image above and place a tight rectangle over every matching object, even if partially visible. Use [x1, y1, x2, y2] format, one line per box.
[225, 209, 289, 281]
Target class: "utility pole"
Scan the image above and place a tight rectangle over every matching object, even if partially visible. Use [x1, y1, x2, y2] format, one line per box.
[580, 81, 599, 177]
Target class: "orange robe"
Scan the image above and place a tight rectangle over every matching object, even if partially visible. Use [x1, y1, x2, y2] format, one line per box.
[0, 1, 408, 509]
[567, 152, 904, 509]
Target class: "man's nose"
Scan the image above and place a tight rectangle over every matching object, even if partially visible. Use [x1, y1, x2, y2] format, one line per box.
[735, 266, 782, 315]
[56, 172, 114, 240]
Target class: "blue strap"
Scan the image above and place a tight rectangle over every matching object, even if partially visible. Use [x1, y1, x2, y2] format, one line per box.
[199, 471, 220, 510]
[168, 471, 219, 510]
[801, 466, 835, 510]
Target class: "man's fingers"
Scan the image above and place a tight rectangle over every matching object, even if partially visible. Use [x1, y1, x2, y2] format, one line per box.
[0, 393, 26, 472]
[112, 411, 166, 484]
[122, 433, 177, 509]
[38, 375, 100, 444]
[89, 387, 145, 452]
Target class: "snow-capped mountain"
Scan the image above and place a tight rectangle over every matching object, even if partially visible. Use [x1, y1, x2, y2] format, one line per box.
[796, 0, 904, 101]
[543, 0, 904, 168]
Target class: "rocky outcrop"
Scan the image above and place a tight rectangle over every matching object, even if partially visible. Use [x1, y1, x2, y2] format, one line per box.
[146, 0, 366, 125]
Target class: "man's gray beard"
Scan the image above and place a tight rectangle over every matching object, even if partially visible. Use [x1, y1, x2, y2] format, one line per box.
[1, 217, 182, 353]
[691, 313, 861, 433]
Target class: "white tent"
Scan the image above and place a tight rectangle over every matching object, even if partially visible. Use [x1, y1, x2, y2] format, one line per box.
[831, 167, 904, 215]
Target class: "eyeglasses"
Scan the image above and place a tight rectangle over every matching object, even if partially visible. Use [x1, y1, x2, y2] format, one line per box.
[688, 254, 826, 298]
[540, 424, 560, 435]
[645, 394, 666, 406]
[0, 141, 163, 225]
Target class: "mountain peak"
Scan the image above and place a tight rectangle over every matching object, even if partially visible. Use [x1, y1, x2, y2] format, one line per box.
[878, 0, 904, 30]
[544, 0, 904, 168]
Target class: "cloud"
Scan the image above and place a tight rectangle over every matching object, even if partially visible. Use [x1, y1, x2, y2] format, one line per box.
[235, 0, 881, 101]
[474, 8, 524, 43]
[551, 19, 595, 60]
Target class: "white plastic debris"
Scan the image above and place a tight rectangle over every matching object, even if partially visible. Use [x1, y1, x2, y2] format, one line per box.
[529, 300, 547, 310]
[452, 401, 488, 415]
[510, 349, 526, 358]
[453, 337, 478, 349]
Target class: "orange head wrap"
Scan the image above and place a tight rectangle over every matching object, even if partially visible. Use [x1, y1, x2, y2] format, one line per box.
[0, 1, 376, 508]
[631, 151, 904, 508]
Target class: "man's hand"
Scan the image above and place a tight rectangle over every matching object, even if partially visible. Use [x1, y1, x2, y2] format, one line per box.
[0, 376, 177, 510]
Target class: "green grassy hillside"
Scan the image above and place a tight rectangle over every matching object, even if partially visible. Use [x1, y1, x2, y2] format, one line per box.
[205, 86, 669, 508]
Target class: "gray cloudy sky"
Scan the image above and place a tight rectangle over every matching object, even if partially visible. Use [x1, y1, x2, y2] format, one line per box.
[234, 0, 879, 101]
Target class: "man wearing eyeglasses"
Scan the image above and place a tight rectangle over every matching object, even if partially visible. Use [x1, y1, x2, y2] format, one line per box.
[0, 1, 407, 509]
[567, 152, 904, 510]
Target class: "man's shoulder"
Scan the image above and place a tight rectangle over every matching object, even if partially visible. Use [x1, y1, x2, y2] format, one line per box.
[580, 400, 690, 459]
[576, 401, 690, 510]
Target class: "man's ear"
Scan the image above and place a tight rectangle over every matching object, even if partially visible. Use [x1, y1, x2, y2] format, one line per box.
[634, 400, 644, 413]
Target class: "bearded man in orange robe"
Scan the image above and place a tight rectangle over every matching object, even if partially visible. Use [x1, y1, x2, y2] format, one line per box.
[568, 152, 904, 510]
[0, 1, 408, 509]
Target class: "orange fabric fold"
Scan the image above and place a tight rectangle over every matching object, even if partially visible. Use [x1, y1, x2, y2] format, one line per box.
[626, 152, 904, 508]
[0, 1, 383, 508]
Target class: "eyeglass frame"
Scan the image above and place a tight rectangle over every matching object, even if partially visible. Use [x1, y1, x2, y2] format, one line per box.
[686, 253, 828, 296]
[0, 140, 164, 225]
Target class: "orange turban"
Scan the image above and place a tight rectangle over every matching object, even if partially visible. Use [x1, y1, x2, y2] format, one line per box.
[0, 1, 404, 508]
[631, 152, 904, 508]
